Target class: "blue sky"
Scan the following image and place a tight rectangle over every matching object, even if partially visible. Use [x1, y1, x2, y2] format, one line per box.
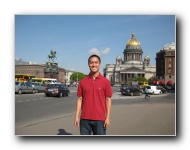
[15, 15, 175, 74]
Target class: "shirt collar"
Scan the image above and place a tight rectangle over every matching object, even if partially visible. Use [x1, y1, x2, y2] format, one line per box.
[87, 73, 102, 79]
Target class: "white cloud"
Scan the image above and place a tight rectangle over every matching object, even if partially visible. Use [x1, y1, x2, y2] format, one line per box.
[88, 47, 110, 56]
[101, 48, 110, 55]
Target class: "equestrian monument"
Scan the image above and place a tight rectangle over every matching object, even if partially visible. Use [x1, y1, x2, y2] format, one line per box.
[44, 49, 59, 78]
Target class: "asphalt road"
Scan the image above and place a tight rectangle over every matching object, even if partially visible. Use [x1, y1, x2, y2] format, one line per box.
[15, 86, 175, 136]
[15, 87, 78, 129]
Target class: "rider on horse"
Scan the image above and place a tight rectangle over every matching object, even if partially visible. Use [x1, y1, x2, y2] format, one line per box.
[48, 49, 57, 61]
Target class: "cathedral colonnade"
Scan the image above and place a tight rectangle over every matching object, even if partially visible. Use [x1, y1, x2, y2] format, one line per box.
[114, 72, 145, 83]
[124, 53, 143, 61]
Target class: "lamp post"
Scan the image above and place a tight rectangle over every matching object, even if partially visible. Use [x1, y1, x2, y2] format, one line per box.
[65, 71, 67, 84]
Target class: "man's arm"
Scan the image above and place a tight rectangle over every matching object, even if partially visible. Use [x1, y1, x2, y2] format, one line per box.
[74, 96, 82, 128]
[104, 96, 111, 128]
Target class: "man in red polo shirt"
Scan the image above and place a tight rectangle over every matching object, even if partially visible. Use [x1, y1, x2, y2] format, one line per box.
[74, 54, 112, 135]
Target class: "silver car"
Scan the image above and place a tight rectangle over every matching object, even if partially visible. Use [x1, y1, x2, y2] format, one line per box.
[15, 82, 36, 94]
[31, 83, 47, 93]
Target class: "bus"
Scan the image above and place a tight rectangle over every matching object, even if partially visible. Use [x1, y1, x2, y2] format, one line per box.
[15, 74, 35, 82]
[31, 78, 58, 84]
[138, 82, 149, 88]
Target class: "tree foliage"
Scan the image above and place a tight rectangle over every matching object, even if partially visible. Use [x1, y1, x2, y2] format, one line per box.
[129, 76, 155, 85]
[148, 77, 154, 85]
[129, 76, 148, 82]
[70, 72, 86, 81]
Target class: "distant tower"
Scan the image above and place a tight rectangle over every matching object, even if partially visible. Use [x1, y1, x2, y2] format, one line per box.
[143, 54, 150, 69]
[116, 54, 122, 66]
[144, 54, 150, 66]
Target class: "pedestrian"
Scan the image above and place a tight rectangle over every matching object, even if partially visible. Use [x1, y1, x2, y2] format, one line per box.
[145, 87, 150, 98]
[74, 54, 112, 135]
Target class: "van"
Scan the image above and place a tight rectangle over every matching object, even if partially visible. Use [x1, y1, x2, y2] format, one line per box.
[31, 78, 58, 84]
[145, 85, 162, 95]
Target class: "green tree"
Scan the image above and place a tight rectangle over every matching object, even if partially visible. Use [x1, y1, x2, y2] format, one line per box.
[129, 76, 148, 82]
[148, 77, 154, 85]
[70, 72, 86, 82]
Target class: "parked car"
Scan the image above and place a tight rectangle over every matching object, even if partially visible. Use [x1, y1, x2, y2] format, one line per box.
[15, 81, 36, 94]
[166, 85, 173, 90]
[120, 84, 129, 92]
[45, 83, 70, 97]
[31, 83, 47, 93]
[158, 86, 169, 93]
[145, 85, 162, 95]
[120, 85, 142, 96]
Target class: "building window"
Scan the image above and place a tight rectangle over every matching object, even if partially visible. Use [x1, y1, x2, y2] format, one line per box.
[168, 64, 171, 68]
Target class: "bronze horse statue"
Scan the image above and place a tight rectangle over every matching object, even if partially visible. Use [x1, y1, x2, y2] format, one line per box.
[48, 50, 57, 61]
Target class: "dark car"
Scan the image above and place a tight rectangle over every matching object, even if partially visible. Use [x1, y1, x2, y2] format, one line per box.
[120, 83, 129, 92]
[45, 84, 70, 97]
[120, 85, 142, 96]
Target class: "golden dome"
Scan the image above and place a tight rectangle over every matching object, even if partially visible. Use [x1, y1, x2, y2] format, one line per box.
[126, 33, 141, 46]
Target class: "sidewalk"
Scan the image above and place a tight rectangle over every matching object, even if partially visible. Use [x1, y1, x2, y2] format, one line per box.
[15, 96, 175, 136]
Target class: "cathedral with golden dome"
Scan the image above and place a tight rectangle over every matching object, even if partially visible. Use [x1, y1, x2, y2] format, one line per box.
[103, 33, 156, 84]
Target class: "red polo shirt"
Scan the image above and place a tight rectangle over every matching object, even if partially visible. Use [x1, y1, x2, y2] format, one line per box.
[77, 73, 112, 120]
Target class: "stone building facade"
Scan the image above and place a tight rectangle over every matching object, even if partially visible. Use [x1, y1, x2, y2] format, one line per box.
[15, 64, 65, 83]
[155, 42, 175, 85]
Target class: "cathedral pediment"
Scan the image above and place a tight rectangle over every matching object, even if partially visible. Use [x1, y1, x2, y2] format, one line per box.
[120, 66, 145, 73]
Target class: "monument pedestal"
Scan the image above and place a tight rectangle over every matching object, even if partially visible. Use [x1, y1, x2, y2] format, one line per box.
[44, 62, 59, 79]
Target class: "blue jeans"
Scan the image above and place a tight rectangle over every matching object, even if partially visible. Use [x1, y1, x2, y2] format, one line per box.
[80, 119, 106, 135]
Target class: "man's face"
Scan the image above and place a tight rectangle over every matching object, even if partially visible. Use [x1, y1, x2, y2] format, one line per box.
[88, 57, 100, 73]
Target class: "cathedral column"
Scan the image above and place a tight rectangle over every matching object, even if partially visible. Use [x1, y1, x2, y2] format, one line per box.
[120, 73, 122, 83]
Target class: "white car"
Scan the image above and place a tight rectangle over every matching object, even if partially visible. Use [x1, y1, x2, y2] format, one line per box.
[146, 85, 162, 95]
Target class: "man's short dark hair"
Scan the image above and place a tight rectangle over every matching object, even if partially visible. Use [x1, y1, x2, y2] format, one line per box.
[88, 54, 101, 63]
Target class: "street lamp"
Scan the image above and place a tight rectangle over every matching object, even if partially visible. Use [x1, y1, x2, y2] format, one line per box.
[65, 71, 67, 84]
